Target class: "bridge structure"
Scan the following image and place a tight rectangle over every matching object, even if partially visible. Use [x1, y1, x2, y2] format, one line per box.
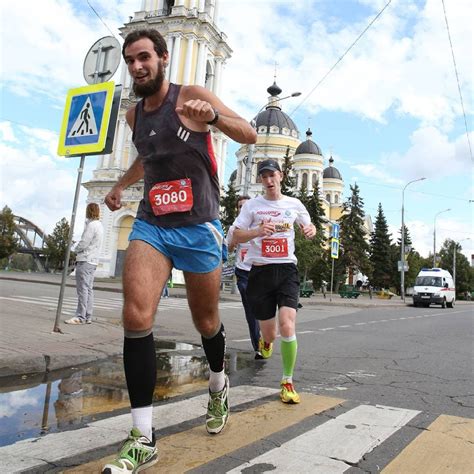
[13, 216, 48, 272]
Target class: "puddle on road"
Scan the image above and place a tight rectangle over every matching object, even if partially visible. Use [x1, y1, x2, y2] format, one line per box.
[0, 340, 255, 447]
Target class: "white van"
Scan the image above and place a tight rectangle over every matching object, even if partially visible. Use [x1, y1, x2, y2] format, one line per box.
[412, 268, 455, 308]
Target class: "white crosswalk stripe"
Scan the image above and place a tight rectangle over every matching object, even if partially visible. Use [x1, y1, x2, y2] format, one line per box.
[0, 296, 244, 315]
[228, 404, 420, 473]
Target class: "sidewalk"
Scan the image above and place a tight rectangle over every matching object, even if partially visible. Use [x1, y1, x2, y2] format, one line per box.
[0, 271, 407, 379]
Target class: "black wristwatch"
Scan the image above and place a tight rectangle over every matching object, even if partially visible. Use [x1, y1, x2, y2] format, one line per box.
[207, 109, 219, 125]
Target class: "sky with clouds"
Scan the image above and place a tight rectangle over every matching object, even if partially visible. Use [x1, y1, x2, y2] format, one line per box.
[0, 0, 472, 261]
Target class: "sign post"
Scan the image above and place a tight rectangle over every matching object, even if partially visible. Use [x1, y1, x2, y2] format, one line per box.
[329, 225, 340, 302]
[53, 37, 121, 333]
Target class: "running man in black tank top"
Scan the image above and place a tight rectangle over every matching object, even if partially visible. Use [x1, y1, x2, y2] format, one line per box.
[103, 29, 256, 474]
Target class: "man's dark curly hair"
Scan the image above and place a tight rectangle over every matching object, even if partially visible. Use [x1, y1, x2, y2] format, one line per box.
[122, 29, 168, 59]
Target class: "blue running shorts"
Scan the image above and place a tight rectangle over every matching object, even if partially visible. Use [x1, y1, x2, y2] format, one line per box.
[129, 218, 224, 273]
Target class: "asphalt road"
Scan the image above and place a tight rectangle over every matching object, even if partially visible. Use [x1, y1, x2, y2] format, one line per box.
[1, 279, 473, 473]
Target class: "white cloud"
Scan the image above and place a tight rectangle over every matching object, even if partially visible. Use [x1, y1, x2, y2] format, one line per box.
[0, 124, 87, 236]
[0, 122, 18, 143]
[218, 0, 473, 127]
[0, 389, 39, 418]
[388, 217, 473, 261]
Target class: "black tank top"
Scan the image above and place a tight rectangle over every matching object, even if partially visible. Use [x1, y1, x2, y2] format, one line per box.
[133, 83, 220, 228]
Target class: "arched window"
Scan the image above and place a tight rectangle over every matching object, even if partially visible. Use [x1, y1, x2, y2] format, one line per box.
[326, 193, 331, 202]
[302, 173, 308, 188]
[334, 194, 339, 204]
[312, 173, 317, 187]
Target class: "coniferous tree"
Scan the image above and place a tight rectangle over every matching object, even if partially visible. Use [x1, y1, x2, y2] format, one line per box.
[338, 183, 372, 283]
[44, 218, 72, 271]
[306, 180, 330, 287]
[390, 225, 419, 293]
[439, 239, 473, 295]
[369, 203, 392, 288]
[280, 146, 296, 197]
[294, 181, 328, 286]
[0, 206, 19, 260]
[220, 181, 239, 233]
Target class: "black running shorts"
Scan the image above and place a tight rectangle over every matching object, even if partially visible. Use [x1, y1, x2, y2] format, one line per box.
[247, 263, 300, 320]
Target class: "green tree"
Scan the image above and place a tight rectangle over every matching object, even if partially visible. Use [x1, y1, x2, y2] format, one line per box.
[306, 180, 330, 288]
[338, 183, 371, 285]
[438, 239, 473, 295]
[389, 225, 421, 293]
[220, 181, 239, 233]
[0, 206, 19, 260]
[294, 183, 321, 283]
[280, 146, 296, 197]
[44, 218, 72, 271]
[369, 203, 393, 288]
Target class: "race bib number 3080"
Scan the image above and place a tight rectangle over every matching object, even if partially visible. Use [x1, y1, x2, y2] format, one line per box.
[149, 178, 193, 216]
[262, 238, 288, 258]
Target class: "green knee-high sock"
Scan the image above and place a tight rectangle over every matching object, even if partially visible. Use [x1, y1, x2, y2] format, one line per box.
[281, 335, 298, 380]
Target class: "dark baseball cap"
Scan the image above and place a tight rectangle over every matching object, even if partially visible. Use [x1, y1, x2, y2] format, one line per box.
[258, 159, 281, 174]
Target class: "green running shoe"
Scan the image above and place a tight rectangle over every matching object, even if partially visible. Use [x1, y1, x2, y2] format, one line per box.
[206, 375, 229, 434]
[101, 427, 158, 473]
[258, 338, 273, 359]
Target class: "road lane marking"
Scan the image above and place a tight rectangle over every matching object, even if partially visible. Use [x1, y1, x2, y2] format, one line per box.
[382, 415, 474, 474]
[71, 393, 344, 473]
[229, 404, 420, 473]
[0, 385, 280, 473]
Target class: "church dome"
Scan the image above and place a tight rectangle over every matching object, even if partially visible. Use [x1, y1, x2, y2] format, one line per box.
[253, 81, 299, 137]
[295, 128, 321, 155]
[323, 156, 342, 180]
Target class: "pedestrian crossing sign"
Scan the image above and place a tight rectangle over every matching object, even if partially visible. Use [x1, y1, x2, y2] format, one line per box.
[331, 238, 339, 259]
[57, 81, 115, 156]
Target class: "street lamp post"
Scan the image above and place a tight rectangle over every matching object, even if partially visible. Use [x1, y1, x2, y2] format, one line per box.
[242, 92, 301, 195]
[400, 177, 426, 301]
[433, 208, 451, 267]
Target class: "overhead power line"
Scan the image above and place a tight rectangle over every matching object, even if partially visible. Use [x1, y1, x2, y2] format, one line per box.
[289, 0, 393, 116]
[86, 0, 118, 39]
[441, 0, 473, 162]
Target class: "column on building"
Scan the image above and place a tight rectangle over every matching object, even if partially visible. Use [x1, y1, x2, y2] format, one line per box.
[213, 57, 223, 96]
[165, 34, 173, 80]
[183, 35, 196, 85]
[169, 34, 182, 83]
[198, 0, 206, 12]
[195, 40, 208, 86]
[208, 0, 216, 19]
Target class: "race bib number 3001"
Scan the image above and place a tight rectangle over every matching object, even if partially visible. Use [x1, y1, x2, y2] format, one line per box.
[149, 178, 193, 216]
[262, 238, 288, 258]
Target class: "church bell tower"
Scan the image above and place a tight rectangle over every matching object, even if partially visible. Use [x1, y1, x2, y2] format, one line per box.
[84, 0, 232, 277]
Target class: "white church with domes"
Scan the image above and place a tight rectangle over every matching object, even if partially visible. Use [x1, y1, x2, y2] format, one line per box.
[233, 81, 345, 226]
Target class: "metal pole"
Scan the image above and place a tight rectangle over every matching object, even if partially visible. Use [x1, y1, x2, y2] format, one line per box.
[53, 155, 85, 332]
[401, 188, 405, 301]
[400, 177, 426, 300]
[242, 143, 254, 196]
[329, 256, 335, 302]
[453, 242, 456, 289]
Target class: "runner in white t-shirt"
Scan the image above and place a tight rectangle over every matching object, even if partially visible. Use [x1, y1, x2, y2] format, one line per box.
[226, 196, 263, 359]
[233, 159, 316, 404]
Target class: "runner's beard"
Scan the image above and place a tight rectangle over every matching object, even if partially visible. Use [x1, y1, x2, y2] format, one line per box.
[133, 62, 165, 98]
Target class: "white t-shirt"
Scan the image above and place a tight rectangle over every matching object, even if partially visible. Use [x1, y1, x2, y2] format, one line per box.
[226, 225, 252, 271]
[233, 195, 311, 266]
